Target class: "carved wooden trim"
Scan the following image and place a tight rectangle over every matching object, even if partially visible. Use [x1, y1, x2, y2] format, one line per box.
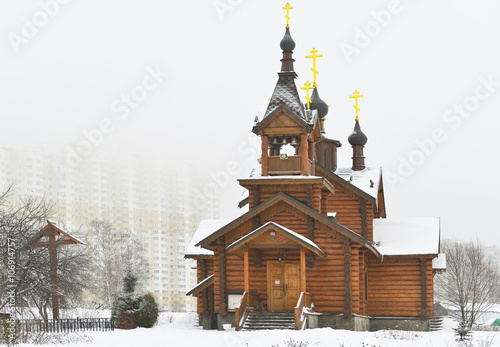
[307, 216, 314, 241]
[420, 258, 428, 320]
[252, 185, 260, 208]
[367, 257, 420, 264]
[359, 198, 367, 238]
[343, 236, 352, 318]
[261, 202, 308, 224]
[217, 237, 227, 316]
[200, 259, 210, 317]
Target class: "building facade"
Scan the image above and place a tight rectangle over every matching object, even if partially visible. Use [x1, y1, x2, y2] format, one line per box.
[186, 19, 445, 331]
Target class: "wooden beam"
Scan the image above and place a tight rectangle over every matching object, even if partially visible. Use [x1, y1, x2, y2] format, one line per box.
[343, 236, 352, 318]
[307, 216, 314, 241]
[217, 237, 227, 316]
[300, 134, 309, 175]
[360, 198, 367, 238]
[261, 136, 269, 176]
[420, 258, 428, 320]
[244, 248, 249, 293]
[49, 233, 59, 320]
[200, 259, 210, 317]
[306, 184, 313, 208]
[309, 141, 316, 175]
[252, 186, 260, 208]
[300, 248, 306, 293]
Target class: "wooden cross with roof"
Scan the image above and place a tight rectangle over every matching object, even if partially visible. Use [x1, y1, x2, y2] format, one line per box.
[22, 220, 85, 320]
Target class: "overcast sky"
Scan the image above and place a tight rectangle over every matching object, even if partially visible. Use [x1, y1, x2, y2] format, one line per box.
[1, 1, 499, 247]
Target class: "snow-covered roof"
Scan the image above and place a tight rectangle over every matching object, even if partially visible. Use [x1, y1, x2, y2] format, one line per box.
[245, 171, 324, 180]
[432, 253, 446, 270]
[186, 275, 214, 296]
[185, 219, 230, 257]
[334, 167, 381, 201]
[47, 220, 87, 245]
[373, 217, 440, 256]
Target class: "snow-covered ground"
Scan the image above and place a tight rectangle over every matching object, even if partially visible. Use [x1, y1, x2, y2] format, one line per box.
[18, 312, 500, 347]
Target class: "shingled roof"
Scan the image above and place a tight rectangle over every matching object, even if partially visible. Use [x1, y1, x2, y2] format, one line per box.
[264, 72, 306, 120]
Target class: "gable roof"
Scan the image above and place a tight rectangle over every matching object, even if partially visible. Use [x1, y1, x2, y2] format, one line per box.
[226, 221, 327, 259]
[186, 275, 214, 296]
[335, 167, 381, 202]
[185, 219, 231, 258]
[264, 72, 306, 120]
[197, 192, 380, 257]
[23, 220, 85, 250]
[373, 217, 440, 256]
[316, 163, 386, 217]
[253, 104, 313, 135]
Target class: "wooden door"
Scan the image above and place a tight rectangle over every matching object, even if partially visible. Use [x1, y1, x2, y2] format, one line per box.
[284, 262, 300, 311]
[267, 261, 300, 312]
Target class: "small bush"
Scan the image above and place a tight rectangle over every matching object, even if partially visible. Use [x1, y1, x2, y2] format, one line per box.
[138, 293, 159, 328]
[454, 321, 473, 341]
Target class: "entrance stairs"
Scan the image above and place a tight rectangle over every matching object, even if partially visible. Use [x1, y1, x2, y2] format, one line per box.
[242, 311, 295, 331]
[429, 316, 447, 331]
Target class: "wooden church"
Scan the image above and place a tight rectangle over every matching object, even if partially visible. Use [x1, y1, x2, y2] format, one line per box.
[185, 4, 445, 331]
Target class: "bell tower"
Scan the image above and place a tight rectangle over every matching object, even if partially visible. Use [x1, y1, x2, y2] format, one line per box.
[252, 9, 322, 177]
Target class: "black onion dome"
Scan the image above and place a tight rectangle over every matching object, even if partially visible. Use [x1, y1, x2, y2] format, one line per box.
[280, 28, 296, 52]
[309, 87, 329, 118]
[348, 120, 368, 146]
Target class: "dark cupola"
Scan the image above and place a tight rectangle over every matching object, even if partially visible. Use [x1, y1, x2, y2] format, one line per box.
[348, 120, 367, 147]
[309, 87, 329, 119]
[280, 28, 296, 73]
[348, 90, 367, 171]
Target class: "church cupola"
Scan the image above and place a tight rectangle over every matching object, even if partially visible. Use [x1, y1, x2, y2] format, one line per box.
[309, 87, 328, 131]
[348, 90, 367, 171]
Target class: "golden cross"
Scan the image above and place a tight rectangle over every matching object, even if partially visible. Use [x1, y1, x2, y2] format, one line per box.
[283, 3, 293, 28]
[349, 90, 364, 121]
[301, 81, 314, 110]
[306, 48, 323, 87]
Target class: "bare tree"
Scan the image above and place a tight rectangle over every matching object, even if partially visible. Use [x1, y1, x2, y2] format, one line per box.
[435, 240, 500, 326]
[86, 219, 150, 309]
[0, 186, 90, 319]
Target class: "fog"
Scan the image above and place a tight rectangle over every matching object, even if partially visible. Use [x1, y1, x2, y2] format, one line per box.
[1, 1, 499, 245]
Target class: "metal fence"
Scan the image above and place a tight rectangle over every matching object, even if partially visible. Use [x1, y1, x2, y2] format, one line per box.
[3, 318, 114, 333]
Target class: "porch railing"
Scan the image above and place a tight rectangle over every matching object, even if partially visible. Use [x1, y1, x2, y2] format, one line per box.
[294, 292, 312, 330]
[235, 292, 260, 331]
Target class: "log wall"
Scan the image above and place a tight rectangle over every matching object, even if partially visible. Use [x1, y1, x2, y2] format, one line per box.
[196, 259, 214, 315]
[327, 188, 374, 241]
[367, 257, 434, 318]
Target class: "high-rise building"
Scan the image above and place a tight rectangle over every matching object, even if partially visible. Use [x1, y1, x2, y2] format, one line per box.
[0, 143, 219, 311]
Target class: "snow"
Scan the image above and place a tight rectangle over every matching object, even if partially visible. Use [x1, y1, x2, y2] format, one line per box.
[243, 174, 325, 180]
[17, 313, 500, 347]
[373, 217, 440, 256]
[185, 219, 230, 257]
[48, 220, 87, 245]
[433, 253, 447, 269]
[186, 274, 214, 296]
[335, 167, 381, 201]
